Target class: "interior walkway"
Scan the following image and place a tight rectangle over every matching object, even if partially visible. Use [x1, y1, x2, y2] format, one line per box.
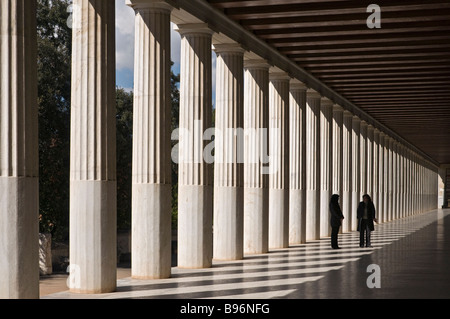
[42, 208, 450, 299]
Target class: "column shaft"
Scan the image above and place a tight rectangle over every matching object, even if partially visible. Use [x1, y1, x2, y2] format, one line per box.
[289, 81, 307, 244]
[268, 72, 290, 249]
[359, 121, 368, 199]
[213, 43, 244, 260]
[70, 0, 117, 293]
[341, 111, 353, 232]
[128, 0, 173, 279]
[243, 60, 270, 254]
[306, 90, 321, 240]
[382, 134, 389, 222]
[351, 116, 361, 231]
[0, 0, 39, 299]
[320, 98, 333, 238]
[176, 24, 214, 268]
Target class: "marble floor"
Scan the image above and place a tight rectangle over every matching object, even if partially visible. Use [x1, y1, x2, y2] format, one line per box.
[42, 208, 450, 299]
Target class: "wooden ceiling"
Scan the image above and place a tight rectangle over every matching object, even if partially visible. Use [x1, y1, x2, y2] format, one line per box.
[207, 0, 450, 165]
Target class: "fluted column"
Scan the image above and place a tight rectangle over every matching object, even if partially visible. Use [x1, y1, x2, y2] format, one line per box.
[341, 111, 353, 232]
[213, 43, 244, 260]
[359, 121, 368, 199]
[351, 116, 361, 230]
[377, 131, 385, 223]
[398, 144, 404, 218]
[289, 80, 307, 245]
[382, 134, 390, 222]
[392, 140, 398, 219]
[69, 0, 117, 293]
[372, 128, 379, 219]
[127, 0, 172, 279]
[243, 59, 270, 254]
[0, 0, 39, 299]
[306, 89, 321, 240]
[268, 71, 290, 249]
[176, 23, 214, 268]
[320, 97, 333, 238]
[387, 137, 394, 221]
[332, 106, 344, 198]
[367, 125, 374, 199]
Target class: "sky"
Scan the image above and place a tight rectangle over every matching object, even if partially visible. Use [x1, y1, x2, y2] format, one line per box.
[115, 0, 216, 98]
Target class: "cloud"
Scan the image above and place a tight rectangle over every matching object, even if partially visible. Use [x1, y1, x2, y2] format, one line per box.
[115, 0, 135, 71]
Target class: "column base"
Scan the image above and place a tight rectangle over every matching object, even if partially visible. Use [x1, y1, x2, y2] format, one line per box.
[289, 189, 306, 245]
[244, 187, 269, 254]
[0, 177, 39, 299]
[177, 184, 213, 268]
[306, 189, 320, 240]
[69, 180, 117, 294]
[213, 186, 243, 261]
[132, 183, 172, 279]
[269, 188, 289, 249]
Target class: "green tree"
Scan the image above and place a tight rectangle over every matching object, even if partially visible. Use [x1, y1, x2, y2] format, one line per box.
[37, 0, 72, 241]
[116, 88, 133, 230]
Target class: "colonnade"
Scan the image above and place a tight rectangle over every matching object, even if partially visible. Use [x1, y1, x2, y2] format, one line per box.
[0, 0, 439, 298]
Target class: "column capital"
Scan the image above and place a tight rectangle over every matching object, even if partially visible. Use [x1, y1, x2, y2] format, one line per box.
[306, 88, 321, 99]
[333, 104, 344, 112]
[290, 78, 308, 91]
[174, 23, 214, 36]
[352, 115, 361, 123]
[320, 96, 334, 107]
[126, 0, 173, 12]
[269, 70, 291, 81]
[244, 58, 271, 70]
[212, 42, 245, 55]
[343, 110, 353, 118]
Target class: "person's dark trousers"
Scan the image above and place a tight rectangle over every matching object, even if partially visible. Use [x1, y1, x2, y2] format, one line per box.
[359, 219, 371, 247]
[331, 226, 340, 248]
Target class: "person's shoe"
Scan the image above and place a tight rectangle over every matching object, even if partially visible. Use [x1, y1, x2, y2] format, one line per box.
[359, 245, 364, 248]
[332, 246, 341, 249]
[366, 245, 373, 248]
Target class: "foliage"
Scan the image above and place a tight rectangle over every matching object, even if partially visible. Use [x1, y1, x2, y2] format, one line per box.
[116, 88, 133, 230]
[37, 0, 72, 239]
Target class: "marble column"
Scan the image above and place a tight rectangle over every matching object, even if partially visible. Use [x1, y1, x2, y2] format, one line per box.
[377, 131, 385, 223]
[387, 137, 394, 221]
[367, 125, 374, 199]
[213, 43, 244, 260]
[69, 0, 117, 293]
[359, 121, 368, 199]
[176, 23, 214, 268]
[382, 134, 390, 223]
[351, 116, 361, 231]
[243, 59, 270, 254]
[306, 89, 321, 240]
[127, 0, 173, 279]
[320, 97, 333, 238]
[392, 140, 398, 219]
[0, 0, 39, 299]
[341, 111, 353, 232]
[399, 143, 404, 217]
[332, 106, 344, 199]
[372, 128, 379, 218]
[268, 71, 290, 249]
[289, 80, 307, 245]
[332, 105, 344, 235]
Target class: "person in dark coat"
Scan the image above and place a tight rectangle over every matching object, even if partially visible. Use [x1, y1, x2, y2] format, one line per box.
[329, 194, 344, 249]
[357, 194, 378, 248]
